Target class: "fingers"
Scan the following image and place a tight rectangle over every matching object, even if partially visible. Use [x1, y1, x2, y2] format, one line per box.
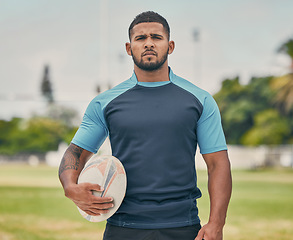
[195, 228, 205, 240]
[83, 203, 114, 216]
[75, 196, 114, 208]
[91, 195, 113, 203]
[69, 182, 115, 216]
[195, 223, 223, 240]
[82, 183, 114, 202]
[82, 182, 104, 192]
[83, 209, 107, 216]
[77, 200, 115, 216]
[95, 202, 114, 210]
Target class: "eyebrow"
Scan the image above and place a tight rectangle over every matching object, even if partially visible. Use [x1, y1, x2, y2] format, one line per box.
[134, 33, 164, 40]
[151, 33, 163, 38]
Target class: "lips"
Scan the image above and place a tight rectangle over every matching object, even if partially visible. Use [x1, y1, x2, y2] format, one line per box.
[142, 50, 157, 57]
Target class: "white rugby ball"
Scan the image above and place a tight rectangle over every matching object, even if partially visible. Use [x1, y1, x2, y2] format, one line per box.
[77, 155, 127, 222]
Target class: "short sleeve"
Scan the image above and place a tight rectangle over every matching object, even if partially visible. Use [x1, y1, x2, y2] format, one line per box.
[197, 94, 227, 154]
[72, 99, 108, 153]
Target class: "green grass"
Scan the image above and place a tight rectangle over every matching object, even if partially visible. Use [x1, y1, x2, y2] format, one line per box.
[0, 165, 106, 240]
[197, 169, 293, 240]
[0, 165, 293, 240]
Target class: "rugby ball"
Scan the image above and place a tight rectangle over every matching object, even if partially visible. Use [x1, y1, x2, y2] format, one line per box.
[77, 155, 127, 222]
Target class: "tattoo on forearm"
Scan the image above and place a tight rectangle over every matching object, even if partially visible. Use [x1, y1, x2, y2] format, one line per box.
[59, 144, 83, 176]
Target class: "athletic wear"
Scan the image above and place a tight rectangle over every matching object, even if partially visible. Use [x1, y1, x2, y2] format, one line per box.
[103, 223, 201, 240]
[72, 68, 227, 229]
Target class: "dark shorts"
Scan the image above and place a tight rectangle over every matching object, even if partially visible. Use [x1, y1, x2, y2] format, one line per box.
[103, 223, 201, 240]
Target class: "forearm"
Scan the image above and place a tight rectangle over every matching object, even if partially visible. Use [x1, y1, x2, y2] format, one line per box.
[58, 143, 93, 193]
[58, 143, 113, 215]
[207, 155, 232, 226]
[195, 151, 232, 240]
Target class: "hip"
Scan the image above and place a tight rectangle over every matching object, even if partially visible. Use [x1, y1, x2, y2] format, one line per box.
[103, 223, 201, 240]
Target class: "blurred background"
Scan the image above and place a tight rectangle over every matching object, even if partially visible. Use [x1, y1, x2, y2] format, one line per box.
[1, 0, 293, 167]
[0, 0, 293, 239]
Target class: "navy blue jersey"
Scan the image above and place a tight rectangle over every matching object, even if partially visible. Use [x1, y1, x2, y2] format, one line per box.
[72, 68, 227, 229]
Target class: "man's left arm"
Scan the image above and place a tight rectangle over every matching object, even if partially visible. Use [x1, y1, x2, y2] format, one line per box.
[195, 150, 232, 240]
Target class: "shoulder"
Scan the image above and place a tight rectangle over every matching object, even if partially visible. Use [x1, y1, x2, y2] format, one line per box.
[88, 77, 136, 111]
[170, 70, 213, 106]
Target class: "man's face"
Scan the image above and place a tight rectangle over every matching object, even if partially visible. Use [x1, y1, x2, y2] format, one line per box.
[126, 22, 174, 71]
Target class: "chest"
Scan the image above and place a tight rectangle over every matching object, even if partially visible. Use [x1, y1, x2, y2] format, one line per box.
[104, 84, 202, 136]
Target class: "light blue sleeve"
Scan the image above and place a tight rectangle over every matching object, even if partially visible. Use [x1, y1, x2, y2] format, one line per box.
[197, 94, 227, 154]
[71, 99, 108, 153]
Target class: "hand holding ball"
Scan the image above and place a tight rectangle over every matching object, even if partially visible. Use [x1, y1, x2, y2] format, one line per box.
[77, 155, 127, 222]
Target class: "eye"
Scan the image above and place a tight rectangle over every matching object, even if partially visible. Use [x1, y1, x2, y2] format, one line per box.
[135, 36, 146, 41]
[151, 35, 163, 40]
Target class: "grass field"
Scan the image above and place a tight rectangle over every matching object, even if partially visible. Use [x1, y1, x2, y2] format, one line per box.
[0, 164, 293, 240]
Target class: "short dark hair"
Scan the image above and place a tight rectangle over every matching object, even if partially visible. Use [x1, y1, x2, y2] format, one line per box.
[128, 11, 170, 41]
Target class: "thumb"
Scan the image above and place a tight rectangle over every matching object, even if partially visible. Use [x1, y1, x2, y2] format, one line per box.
[83, 183, 104, 192]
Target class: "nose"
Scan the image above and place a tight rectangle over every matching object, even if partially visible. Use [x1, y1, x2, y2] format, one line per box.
[144, 37, 154, 48]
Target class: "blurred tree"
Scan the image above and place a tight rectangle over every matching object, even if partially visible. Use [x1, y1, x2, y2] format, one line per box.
[212, 74, 292, 145]
[0, 118, 21, 155]
[214, 76, 275, 144]
[273, 39, 293, 113]
[241, 109, 291, 146]
[0, 117, 77, 155]
[271, 73, 293, 113]
[41, 65, 54, 104]
[214, 77, 250, 144]
[211, 38, 293, 146]
[278, 38, 293, 71]
[3, 117, 64, 154]
[246, 76, 276, 110]
[19, 117, 64, 153]
[46, 104, 79, 128]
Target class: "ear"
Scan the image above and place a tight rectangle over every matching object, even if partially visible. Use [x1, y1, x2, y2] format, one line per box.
[168, 40, 175, 55]
[125, 42, 132, 56]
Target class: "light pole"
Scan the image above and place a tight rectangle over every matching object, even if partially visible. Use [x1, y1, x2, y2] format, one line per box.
[99, 0, 109, 91]
[193, 28, 201, 87]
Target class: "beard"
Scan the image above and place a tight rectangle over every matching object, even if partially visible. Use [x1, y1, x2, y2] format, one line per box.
[131, 49, 169, 72]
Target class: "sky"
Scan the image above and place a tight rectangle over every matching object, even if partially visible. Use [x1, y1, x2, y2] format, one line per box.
[0, 0, 292, 120]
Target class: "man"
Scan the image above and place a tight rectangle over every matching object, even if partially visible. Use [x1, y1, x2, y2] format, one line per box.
[59, 11, 232, 240]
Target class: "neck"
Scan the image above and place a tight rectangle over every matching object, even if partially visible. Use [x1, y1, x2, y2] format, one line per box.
[134, 62, 170, 82]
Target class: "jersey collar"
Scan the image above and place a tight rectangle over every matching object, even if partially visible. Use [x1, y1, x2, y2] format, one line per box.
[130, 67, 175, 84]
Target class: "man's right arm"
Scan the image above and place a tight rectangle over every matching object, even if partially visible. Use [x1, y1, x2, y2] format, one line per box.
[58, 143, 114, 216]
